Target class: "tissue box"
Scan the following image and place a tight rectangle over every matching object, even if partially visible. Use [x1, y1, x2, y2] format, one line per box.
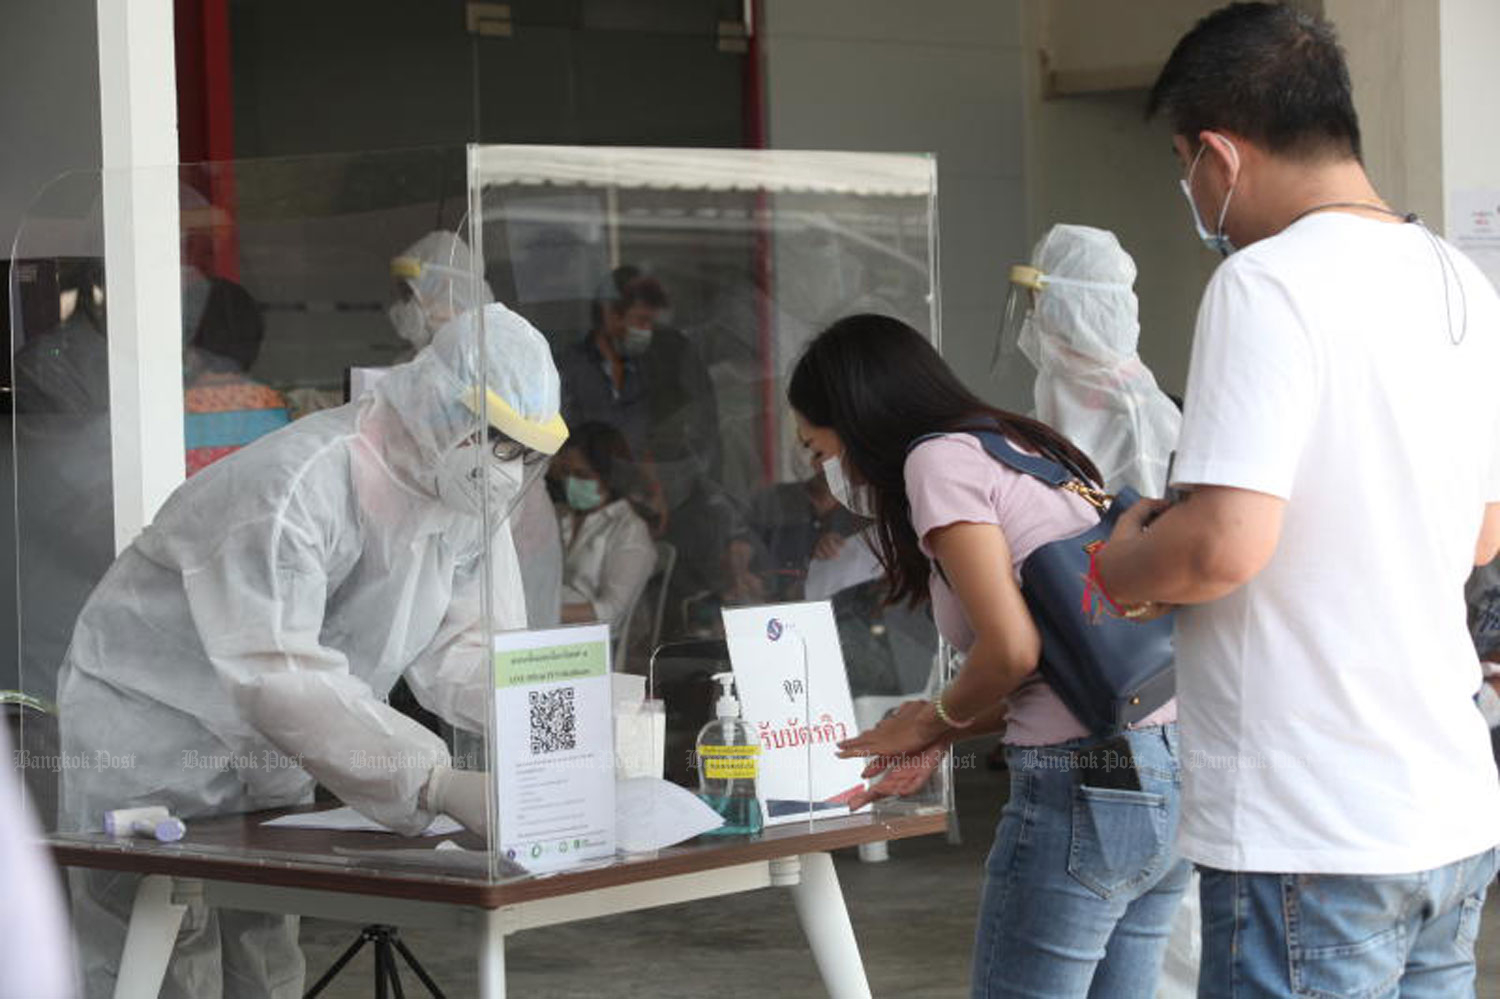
[612, 674, 666, 780]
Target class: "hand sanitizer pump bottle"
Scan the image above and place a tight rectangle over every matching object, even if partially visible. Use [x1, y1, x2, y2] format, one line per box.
[696, 671, 763, 835]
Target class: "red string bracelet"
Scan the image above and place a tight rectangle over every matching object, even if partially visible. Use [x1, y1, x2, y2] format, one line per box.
[1083, 541, 1126, 619]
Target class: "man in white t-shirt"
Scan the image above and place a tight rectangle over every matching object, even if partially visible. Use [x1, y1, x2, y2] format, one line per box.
[1096, 5, 1500, 998]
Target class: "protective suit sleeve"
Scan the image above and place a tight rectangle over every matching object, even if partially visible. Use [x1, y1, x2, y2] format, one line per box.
[178, 493, 450, 836]
[588, 513, 657, 629]
[402, 548, 492, 737]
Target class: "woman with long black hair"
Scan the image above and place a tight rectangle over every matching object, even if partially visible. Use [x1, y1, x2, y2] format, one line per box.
[789, 313, 1187, 999]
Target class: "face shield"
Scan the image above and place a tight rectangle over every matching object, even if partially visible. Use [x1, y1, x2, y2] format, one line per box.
[992, 264, 1045, 374]
[389, 231, 496, 351]
[405, 303, 569, 532]
[440, 376, 571, 533]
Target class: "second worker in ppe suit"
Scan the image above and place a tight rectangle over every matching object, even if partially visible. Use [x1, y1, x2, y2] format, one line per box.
[56, 302, 568, 999]
[388, 230, 495, 357]
[999, 224, 1181, 495]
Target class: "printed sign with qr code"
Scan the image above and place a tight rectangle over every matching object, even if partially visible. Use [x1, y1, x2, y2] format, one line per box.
[528, 687, 577, 754]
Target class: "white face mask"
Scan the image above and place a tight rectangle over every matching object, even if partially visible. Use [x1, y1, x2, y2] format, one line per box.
[620, 325, 654, 358]
[388, 298, 433, 350]
[1180, 137, 1239, 258]
[823, 454, 874, 518]
[435, 446, 525, 518]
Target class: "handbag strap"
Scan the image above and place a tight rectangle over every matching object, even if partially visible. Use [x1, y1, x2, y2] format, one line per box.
[908, 429, 1109, 511]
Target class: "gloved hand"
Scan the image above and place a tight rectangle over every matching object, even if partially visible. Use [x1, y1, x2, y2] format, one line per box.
[423, 765, 491, 836]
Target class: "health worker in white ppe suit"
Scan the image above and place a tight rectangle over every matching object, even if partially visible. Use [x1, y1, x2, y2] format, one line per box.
[56, 302, 569, 999]
[998, 224, 1181, 496]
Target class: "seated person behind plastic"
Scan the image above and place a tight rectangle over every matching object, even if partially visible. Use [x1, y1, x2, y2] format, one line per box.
[184, 277, 291, 475]
[555, 421, 656, 634]
[725, 465, 866, 604]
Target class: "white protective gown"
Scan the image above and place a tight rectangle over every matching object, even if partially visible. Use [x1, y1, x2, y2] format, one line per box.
[57, 304, 552, 999]
[1018, 224, 1182, 496]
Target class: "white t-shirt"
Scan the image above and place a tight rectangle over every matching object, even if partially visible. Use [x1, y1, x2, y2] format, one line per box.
[1172, 212, 1500, 875]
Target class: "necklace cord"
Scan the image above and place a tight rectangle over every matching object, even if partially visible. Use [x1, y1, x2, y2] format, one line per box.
[1286, 200, 1467, 345]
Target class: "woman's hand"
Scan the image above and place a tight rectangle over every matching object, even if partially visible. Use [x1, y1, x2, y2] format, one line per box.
[844, 738, 952, 810]
[836, 699, 949, 760]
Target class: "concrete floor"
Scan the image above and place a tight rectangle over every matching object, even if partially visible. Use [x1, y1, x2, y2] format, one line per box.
[300, 749, 1500, 998]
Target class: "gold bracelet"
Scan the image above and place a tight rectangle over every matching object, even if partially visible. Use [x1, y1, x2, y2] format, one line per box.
[933, 692, 975, 729]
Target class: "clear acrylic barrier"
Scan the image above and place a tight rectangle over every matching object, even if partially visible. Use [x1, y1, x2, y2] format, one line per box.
[5, 145, 949, 930]
[8, 151, 525, 883]
[468, 144, 951, 848]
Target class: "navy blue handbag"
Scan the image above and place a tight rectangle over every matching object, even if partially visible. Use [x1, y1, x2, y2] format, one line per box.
[915, 429, 1175, 736]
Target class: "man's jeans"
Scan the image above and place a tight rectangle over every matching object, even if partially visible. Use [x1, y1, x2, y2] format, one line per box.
[971, 724, 1191, 998]
[1199, 846, 1500, 999]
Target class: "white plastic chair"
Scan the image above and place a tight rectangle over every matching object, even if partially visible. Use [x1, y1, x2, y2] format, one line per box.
[613, 541, 677, 671]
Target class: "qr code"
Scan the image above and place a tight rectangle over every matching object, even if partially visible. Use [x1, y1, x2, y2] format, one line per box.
[529, 687, 577, 755]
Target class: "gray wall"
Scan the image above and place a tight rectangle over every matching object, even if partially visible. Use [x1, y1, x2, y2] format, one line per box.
[762, 0, 1032, 408]
[0, 0, 102, 257]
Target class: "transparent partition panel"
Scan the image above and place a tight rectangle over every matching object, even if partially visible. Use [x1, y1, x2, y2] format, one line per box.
[8, 145, 949, 921]
[470, 144, 950, 860]
[9, 150, 550, 882]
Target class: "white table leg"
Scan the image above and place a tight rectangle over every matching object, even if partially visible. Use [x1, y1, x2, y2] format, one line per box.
[113, 875, 188, 999]
[478, 907, 507, 999]
[788, 852, 872, 999]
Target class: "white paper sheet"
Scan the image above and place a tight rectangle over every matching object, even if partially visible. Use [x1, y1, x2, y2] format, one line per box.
[804, 530, 882, 601]
[261, 806, 461, 837]
[614, 777, 725, 852]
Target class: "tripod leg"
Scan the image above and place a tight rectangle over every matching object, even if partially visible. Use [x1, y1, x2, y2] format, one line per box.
[375, 932, 389, 999]
[304, 934, 370, 999]
[383, 939, 408, 999]
[392, 935, 449, 999]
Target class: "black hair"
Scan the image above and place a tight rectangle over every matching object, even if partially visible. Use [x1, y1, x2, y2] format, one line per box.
[191, 278, 266, 372]
[788, 314, 1101, 608]
[561, 420, 635, 500]
[589, 265, 669, 330]
[1146, 2, 1361, 162]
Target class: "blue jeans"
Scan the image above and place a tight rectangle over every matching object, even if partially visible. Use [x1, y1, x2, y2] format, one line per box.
[972, 724, 1191, 998]
[1198, 846, 1500, 999]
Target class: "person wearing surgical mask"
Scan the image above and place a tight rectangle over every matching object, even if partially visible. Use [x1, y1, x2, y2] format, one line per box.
[56, 303, 567, 999]
[557, 266, 725, 632]
[552, 421, 656, 636]
[997, 224, 1182, 498]
[388, 230, 495, 358]
[554, 267, 671, 524]
[790, 313, 1185, 999]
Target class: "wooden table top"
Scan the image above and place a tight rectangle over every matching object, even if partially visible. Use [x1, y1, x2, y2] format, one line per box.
[49, 804, 949, 908]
